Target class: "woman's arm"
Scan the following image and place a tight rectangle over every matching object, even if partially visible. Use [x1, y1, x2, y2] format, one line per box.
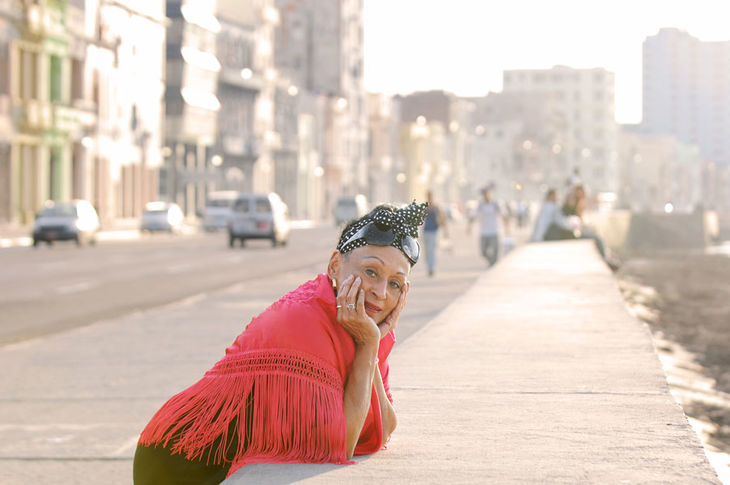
[373, 365, 397, 442]
[336, 275, 382, 459]
[342, 342, 378, 458]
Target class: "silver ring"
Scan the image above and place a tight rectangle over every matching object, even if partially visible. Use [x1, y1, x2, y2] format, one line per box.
[336, 304, 342, 309]
[346, 303, 356, 310]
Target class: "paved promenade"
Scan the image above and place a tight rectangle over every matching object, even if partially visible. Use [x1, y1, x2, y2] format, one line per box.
[0, 228, 719, 483]
[230, 240, 719, 484]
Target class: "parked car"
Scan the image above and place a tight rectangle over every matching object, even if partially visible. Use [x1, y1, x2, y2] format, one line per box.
[32, 199, 100, 247]
[140, 201, 184, 233]
[202, 190, 239, 231]
[228, 192, 290, 247]
[333, 194, 368, 226]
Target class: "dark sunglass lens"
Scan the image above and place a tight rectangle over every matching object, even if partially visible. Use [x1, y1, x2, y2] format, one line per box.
[364, 224, 395, 245]
[401, 236, 419, 263]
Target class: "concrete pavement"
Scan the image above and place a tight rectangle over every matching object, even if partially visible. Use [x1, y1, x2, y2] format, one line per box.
[229, 240, 719, 484]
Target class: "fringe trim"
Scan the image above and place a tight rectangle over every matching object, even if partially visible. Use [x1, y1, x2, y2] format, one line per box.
[138, 349, 349, 467]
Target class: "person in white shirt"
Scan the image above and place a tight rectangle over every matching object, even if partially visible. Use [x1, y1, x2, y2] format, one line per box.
[476, 185, 508, 267]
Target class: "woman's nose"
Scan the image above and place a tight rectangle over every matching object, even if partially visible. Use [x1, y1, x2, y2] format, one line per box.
[370, 279, 387, 300]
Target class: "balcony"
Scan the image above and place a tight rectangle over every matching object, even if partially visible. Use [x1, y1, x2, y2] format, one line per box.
[15, 99, 51, 132]
[218, 67, 264, 92]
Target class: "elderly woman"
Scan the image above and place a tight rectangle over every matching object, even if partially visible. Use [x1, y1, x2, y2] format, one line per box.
[133, 202, 427, 484]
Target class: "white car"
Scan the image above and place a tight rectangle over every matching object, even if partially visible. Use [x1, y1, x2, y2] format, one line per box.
[32, 200, 100, 247]
[228, 192, 290, 247]
[140, 201, 184, 233]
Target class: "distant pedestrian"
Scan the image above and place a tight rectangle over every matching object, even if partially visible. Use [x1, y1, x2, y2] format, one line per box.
[566, 167, 582, 188]
[422, 190, 447, 277]
[474, 184, 509, 267]
[557, 185, 620, 271]
[531, 188, 577, 242]
[133, 202, 428, 484]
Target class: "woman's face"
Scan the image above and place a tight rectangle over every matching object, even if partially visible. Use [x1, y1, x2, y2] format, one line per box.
[329, 244, 411, 324]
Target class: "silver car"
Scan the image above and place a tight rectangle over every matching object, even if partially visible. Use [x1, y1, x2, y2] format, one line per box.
[227, 192, 290, 247]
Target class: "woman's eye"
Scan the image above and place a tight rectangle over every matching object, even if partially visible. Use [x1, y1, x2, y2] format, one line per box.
[389, 281, 401, 290]
[365, 269, 376, 277]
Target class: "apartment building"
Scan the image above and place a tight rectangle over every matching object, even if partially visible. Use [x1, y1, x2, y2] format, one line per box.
[642, 28, 730, 168]
[502, 66, 619, 198]
[214, 0, 278, 197]
[275, 0, 366, 213]
[0, 0, 165, 225]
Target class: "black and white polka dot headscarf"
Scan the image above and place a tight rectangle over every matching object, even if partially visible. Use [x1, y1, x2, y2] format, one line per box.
[336, 201, 428, 257]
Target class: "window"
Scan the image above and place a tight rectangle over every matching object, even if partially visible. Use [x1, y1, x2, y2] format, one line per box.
[0, 44, 8, 95]
[19, 49, 39, 100]
[255, 198, 271, 213]
[50, 55, 62, 102]
[233, 199, 249, 212]
[71, 58, 83, 100]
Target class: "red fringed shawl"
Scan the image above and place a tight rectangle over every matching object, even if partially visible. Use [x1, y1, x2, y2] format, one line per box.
[138, 273, 396, 477]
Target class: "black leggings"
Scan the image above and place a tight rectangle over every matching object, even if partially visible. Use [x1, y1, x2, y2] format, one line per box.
[133, 443, 231, 485]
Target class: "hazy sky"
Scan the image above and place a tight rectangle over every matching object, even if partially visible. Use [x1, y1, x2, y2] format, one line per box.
[363, 0, 730, 124]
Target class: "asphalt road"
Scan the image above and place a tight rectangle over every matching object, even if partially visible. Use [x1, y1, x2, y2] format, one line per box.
[0, 223, 491, 347]
[0, 228, 338, 345]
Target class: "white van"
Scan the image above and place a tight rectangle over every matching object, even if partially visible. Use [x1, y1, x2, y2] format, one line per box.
[227, 192, 291, 247]
[203, 190, 239, 231]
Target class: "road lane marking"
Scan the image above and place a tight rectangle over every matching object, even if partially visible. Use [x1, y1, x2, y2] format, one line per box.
[55, 281, 95, 294]
[110, 435, 140, 456]
[166, 263, 192, 274]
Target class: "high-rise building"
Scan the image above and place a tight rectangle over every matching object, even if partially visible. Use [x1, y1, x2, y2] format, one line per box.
[214, 0, 278, 195]
[274, 0, 366, 211]
[642, 28, 730, 168]
[161, 0, 221, 218]
[502, 66, 619, 197]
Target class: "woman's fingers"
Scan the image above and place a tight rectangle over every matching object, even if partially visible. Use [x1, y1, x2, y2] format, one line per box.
[346, 276, 361, 308]
[356, 288, 365, 314]
[336, 275, 354, 308]
[378, 281, 410, 339]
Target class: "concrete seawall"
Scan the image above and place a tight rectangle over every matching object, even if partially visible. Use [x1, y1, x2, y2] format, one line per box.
[228, 240, 719, 483]
[586, 209, 720, 252]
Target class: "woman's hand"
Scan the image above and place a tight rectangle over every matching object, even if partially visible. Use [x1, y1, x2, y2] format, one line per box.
[336, 275, 380, 348]
[377, 281, 409, 340]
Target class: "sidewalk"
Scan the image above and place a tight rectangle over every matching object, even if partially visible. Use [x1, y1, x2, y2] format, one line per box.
[229, 240, 719, 484]
[0, 219, 142, 248]
[0, 218, 326, 248]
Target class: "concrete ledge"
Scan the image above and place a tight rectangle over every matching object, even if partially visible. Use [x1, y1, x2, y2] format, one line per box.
[227, 240, 719, 484]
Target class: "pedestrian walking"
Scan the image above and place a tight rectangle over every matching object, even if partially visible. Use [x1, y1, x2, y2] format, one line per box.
[133, 202, 428, 484]
[422, 190, 447, 277]
[475, 184, 509, 267]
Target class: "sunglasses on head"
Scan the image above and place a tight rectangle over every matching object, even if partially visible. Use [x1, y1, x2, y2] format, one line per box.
[341, 222, 420, 265]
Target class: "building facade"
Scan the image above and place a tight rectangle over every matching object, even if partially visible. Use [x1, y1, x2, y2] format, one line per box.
[0, 0, 164, 225]
[274, 0, 366, 216]
[642, 28, 730, 169]
[502, 66, 619, 199]
[161, 0, 221, 218]
[214, 0, 278, 197]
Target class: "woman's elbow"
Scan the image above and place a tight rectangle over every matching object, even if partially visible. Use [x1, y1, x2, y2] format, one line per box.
[383, 409, 398, 442]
